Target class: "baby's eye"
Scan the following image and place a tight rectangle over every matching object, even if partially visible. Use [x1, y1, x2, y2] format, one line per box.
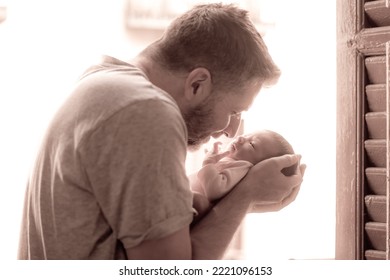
[250, 142, 255, 148]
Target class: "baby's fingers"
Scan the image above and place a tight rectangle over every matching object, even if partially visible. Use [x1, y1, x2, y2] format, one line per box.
[204, 142, 222, 155]
[212, 142, 222, 153]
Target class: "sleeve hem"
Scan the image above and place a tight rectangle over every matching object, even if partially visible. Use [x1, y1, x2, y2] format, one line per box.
[121, 213, 194, 250]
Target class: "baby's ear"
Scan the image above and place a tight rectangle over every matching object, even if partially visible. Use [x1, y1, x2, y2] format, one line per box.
[281, 162, 299, 176]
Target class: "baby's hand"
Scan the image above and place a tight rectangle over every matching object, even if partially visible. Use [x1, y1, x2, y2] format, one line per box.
[202, 142, 230, 166]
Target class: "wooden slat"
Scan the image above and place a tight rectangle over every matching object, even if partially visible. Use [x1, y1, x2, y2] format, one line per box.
[365, 195, 387, 222]
[365, 0, 390, 27]
[365, 222, 387, 250]
[365, 55, 386, 83]
[366, 84, 386, 112]
[365, 249, 386, 260]
[357, 26, 390, 55]
[366, 112, 386, 138]
[366, 167, 387, 195]
[364, 139, 386, 167]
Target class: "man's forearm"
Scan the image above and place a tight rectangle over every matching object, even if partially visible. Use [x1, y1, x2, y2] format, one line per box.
[190, 155, 304, 259]
[190, 180, 251, 260]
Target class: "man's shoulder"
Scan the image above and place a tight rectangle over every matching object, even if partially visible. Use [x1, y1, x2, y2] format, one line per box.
[78, 56, 178, 111]
[49, 56, 184, 148]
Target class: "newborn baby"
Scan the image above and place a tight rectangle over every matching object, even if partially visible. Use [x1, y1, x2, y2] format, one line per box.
[191, 129, 297, 218]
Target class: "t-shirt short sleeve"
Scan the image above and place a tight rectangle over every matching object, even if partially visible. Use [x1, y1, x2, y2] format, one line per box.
[79, 98, 194, 250]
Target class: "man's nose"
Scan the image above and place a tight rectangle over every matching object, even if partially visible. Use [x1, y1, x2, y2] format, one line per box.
[223, 115, 242, 138]
[236, 136, 245, 144]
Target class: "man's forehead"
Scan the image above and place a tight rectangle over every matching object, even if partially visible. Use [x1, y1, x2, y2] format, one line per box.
[242, 85, 261, 110]
[228, 80, 261, 109]
[232, 93, 257, 112]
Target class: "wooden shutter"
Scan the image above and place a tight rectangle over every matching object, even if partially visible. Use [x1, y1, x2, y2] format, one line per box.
[337, 0, 390, 260]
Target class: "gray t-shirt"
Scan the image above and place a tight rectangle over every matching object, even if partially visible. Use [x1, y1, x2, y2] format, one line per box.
[18, 56, 194, 259]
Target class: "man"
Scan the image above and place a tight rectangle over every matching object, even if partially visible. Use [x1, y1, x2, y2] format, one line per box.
[18, 3, 305, 260]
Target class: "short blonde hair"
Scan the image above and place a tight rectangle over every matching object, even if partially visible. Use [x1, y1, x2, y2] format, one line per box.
[151, 3, 280, 91]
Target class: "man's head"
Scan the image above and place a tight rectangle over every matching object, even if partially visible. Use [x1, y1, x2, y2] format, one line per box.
[183, 79, 260, 150]
[154, 3, 280, 90]
[140, 4, 280, 150]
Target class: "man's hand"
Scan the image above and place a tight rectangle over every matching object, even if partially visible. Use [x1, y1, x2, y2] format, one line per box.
[189, 154, 305, 260]
[237, 154, 305, 212]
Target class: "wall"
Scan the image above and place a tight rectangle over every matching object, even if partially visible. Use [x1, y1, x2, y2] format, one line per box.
[243, 1, 336, 259]
[0, 0, 136, 260]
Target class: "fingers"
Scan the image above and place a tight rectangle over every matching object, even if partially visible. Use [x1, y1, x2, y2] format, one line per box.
[205, 142, 222, 155]
[300, 163, 307, 177]
[208, 150, 230, 164]
[249, 157, 305, 214]
[212, 142, 222, 152]
[202, 143, 230, 166]
[275, 170, 304, 211]
[251, 185, 302, 213]
[281, 185, 301, 207]
[280, 164, 305, 207]
[275, 154, 301, 169]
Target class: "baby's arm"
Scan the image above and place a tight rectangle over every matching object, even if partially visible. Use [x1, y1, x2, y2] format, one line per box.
[202, 142, 230, 166]
[198, 161, 251, 201]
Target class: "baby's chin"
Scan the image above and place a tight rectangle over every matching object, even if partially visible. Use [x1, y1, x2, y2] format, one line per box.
[228, 143, 236, 152]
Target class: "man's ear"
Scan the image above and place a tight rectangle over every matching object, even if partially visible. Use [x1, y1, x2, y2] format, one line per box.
[184, 67, 212, 104]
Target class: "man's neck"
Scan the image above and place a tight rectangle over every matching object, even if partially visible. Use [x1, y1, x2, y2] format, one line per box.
[131, 54, 189, 113]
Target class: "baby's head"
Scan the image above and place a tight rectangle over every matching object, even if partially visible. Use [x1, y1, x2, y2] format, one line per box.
[227, 130, 297, 176]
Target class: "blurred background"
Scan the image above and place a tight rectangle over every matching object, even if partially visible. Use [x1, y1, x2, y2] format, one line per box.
[0, 0, 336, 260]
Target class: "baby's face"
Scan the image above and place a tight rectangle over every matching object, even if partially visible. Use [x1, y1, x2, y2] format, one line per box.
[227, 131, 280, 165]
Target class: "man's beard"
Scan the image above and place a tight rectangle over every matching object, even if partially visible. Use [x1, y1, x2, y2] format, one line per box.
[183, 99, 216, 151]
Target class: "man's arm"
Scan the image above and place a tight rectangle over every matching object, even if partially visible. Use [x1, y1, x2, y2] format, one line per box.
[190, 154, 305, 259]
[127, 154, 304, 260]
[126, 227, 192, 259]
[197, 162, 250, 201]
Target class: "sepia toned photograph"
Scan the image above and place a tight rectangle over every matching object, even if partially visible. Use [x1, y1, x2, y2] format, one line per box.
[0, 0, 388, 269]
